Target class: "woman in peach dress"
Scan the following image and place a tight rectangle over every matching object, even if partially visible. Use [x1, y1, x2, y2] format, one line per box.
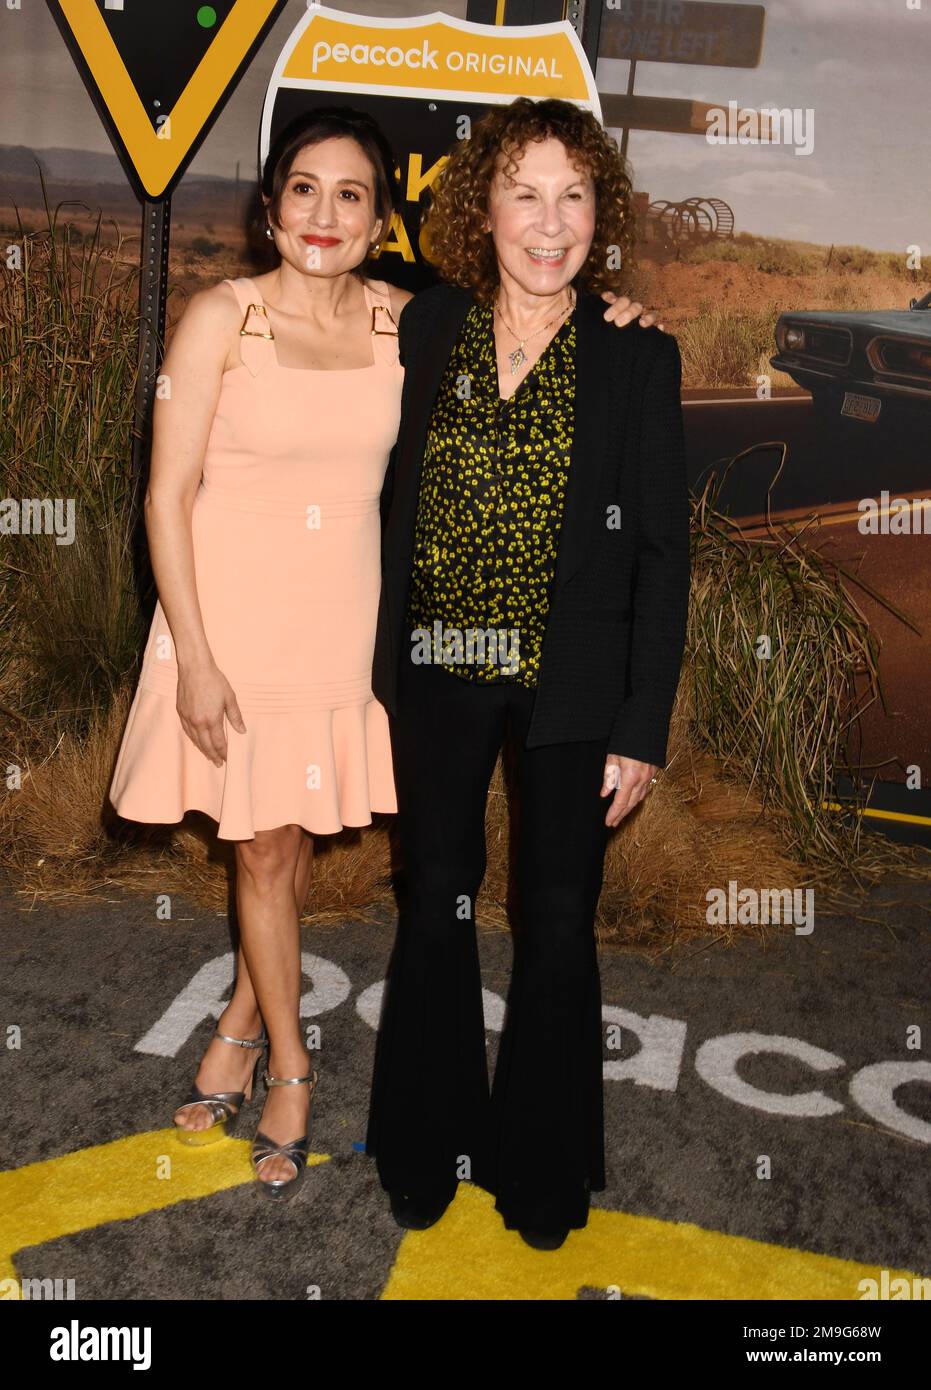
[108, 106, 655, 1200]
[109, 108, 412, 1198]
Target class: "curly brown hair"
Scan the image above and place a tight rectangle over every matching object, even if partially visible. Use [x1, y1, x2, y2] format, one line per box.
[424, 97, 634, 302]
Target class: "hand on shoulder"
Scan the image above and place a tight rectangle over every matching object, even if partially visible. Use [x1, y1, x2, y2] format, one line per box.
[599, 288, 665, 332]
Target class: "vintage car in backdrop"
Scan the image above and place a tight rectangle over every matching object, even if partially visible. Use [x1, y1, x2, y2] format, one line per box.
[771, 291, 931, 437]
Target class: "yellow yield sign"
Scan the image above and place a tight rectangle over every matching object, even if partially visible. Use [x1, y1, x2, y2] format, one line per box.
[46, 0, 287, 200]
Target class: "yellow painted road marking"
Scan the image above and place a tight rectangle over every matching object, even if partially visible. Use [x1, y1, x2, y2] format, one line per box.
[822, 800, 931, 828]
[0, 1131, 329, 1292]
[382, 1184, 926, 1301]
[2, 1139, 924, 1300]
[724, 498, 930, 535]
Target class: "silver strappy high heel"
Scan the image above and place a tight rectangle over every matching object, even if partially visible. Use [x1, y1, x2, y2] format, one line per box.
[251, 1065, 319, 1201]
[173, 1027, 267, 1147]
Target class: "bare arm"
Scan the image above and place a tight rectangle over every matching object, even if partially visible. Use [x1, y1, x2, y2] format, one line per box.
[144, 283, 246, 766]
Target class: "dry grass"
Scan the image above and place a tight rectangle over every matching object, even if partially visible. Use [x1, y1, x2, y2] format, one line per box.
[0, 191, 147, 728]
[675, 300, 782, 390]
[0, 685, 396, 922]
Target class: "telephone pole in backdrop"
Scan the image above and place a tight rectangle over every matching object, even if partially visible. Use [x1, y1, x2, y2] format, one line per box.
[466, 0, 603, 70]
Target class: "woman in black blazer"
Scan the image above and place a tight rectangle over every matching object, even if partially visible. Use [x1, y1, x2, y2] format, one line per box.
[366, 97, 690, 1249]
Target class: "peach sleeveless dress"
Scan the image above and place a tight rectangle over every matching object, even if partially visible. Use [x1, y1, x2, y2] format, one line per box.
[108, 275, 401, 838]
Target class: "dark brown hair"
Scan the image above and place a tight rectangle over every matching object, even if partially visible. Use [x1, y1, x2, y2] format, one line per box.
[425, 97, 634, 302]
[250, 106, 401, 272]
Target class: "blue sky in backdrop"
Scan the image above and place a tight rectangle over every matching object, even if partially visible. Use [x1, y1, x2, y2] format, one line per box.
[0, 0, 927, 253]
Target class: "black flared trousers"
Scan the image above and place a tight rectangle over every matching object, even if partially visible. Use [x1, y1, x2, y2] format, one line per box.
[365, 657, 611, 1232]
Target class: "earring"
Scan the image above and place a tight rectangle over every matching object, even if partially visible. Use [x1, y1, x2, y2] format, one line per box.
[265, 225, 274, 240]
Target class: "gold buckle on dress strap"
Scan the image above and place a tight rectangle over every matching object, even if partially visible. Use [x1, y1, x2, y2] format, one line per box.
[371, 304, 398, 336]
[239, 304, 275, 338]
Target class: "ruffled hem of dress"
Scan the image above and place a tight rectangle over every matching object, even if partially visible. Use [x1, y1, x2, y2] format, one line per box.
[108, 683, 397, 840]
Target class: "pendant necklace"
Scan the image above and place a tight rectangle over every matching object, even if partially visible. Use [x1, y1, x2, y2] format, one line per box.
[494, 288, 575, 374]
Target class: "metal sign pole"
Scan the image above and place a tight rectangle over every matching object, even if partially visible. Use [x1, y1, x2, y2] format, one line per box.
[130, 197, 171, 545]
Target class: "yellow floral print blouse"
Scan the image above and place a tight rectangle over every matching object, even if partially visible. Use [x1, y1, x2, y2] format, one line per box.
[405, 298, 576, 687]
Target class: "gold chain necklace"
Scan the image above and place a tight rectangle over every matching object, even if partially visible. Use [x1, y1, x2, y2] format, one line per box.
[494, 288, 575, 374]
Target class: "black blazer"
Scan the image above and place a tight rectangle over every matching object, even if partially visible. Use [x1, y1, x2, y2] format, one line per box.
[373, 283, 690, 768]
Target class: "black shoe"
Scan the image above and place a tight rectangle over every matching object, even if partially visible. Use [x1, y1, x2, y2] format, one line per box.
[518, 1226, 570, 1251]
[389, 1189, 453, 1230]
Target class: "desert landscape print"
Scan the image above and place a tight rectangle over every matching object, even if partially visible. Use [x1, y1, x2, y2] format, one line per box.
[3, 140, 926, 393]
